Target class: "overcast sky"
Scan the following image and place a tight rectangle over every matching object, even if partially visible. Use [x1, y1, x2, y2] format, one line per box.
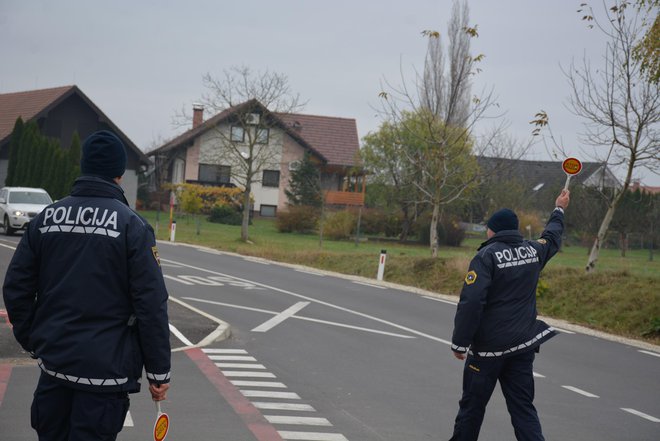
[1, 0, 657, 185]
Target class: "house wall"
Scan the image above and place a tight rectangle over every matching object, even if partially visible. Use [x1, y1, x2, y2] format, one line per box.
[278, 133, 306, 212]
[185, 138, 201, 181]
[196, 123, 288, 214]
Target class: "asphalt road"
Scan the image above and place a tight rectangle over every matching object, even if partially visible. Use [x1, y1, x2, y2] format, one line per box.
[1, 235, 659, 440]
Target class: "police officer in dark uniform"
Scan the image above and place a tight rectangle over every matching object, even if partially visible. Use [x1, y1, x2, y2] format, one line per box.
[448, 189, 570, 441]
[3, 130, 171, 441]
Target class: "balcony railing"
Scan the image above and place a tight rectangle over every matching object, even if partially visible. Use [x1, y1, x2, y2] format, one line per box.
[324, 190, 365, 206]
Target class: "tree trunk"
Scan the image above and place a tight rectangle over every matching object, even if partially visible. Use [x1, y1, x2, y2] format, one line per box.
[585, 203, 617, 272]
[430, 203, 440, 258]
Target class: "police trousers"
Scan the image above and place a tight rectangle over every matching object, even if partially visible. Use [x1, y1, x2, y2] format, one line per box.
[449, 349, 544, 441]
[31, 373, 130, 441]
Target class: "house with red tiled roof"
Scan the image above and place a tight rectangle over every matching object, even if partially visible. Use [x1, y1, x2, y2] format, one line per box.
[0, 85, 151, 207]
[149, 99, 364, 216]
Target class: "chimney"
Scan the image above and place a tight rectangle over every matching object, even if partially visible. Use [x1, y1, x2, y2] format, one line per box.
[192, 103, 204, 129]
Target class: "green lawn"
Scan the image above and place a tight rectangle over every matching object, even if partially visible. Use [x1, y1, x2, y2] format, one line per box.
[142, 211, 660, 344]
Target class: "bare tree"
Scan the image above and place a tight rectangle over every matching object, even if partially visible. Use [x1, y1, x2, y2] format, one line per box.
[375, 0, 525, 256]
[185, 66, 304, 242]
[565, 1, 660, 272]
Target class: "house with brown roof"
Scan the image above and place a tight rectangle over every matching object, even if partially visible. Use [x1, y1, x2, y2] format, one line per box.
[0, 85, 151, 207]
[149, 99, 364, 217]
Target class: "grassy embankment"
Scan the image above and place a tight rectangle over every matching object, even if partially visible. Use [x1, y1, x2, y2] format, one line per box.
[141, 211, 660, 345]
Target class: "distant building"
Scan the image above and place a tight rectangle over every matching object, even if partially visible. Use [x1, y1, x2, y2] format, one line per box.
[0, 86, 150, 207]
[149, 99, 364, 216]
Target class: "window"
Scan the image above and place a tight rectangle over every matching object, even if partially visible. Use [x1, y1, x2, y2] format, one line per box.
[172, 158, 185, 184]
[260, 205, 277, 217]
[198, 164, 231, 184]
[262, 170, 280, 187]
[256, 128, 269, 144]
[230, 125, 244, 142]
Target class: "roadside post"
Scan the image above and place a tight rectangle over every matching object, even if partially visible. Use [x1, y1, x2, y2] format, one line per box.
[562, 157, 582, 190]
[377, 249, 387, 281]
[169, 221, 176, 242]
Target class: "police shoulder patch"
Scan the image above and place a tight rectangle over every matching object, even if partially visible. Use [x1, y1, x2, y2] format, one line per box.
[152, 246, 161, 266]
[464, 270, 477, 285]
[536, 238, 547, 244]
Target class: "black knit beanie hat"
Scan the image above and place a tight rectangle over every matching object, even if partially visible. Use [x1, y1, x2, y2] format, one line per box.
[80, 130, 127, 179]
[487, 208, 519, 233]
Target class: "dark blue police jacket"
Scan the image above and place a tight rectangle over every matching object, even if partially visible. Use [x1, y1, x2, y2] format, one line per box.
[3, 176, 171, 392]
[451, 208, 565, 359]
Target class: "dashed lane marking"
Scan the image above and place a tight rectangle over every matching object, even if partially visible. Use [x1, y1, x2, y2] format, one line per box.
[533, 372, 545, 378]
[231, 380, 287, 388]
[620, 408, 660, 423]
[265, 416, 332, 426]
[279, 432, 348, 441]
[204, 348, 248, 354]
[638, 350, 660, 358]
[242, 390, 302, 400]
[561, 385, 600, 398]
[253, 403, 316, 412]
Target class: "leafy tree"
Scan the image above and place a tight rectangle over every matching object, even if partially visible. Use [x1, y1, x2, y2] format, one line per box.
[285, 151, 322, 207]
[5, 118, 24, 186]
[375, 0, 527, 256]
[632, 0, 660, 83]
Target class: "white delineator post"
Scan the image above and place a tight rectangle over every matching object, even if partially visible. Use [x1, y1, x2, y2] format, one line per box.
[170, 220, 176, 242]
[377, 249, 387, 281]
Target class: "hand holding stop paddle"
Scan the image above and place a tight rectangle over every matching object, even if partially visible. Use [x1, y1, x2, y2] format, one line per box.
[562, 157, 582, 190]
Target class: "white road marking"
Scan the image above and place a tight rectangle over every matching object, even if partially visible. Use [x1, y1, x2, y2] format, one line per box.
[216, 363, 267, 369]
[163, 274, 194, 285]
[241, 390, 301, 399]
[222, 371, 277, 378]
[295, 269, 325, 276]
[265, 415, 332, 426]
[552, 327, 575, 334]
[168, 323, 193, 346]
[0, 243, 16, 250]
[203, 348, 248, 354]
[123, 410, 134, 427]
[533, 372, 545, 378]
[352, 281, 387, 290]
[252, 301, 310, 332]
[639, 350, 660, 358]
[620, 408, 660, 423]
[179, 275, 224, 285]
[163, 258, 450, 344]
[160, 262, 182, 268]
[423, 296, 457, 305]
[278, 432, 348, 441]
[561, 385, 599, 398]
[209, 355, 257, 362]
[243, 257, 271, 265]
[183, 297, 415, 339]
[230, 380, 287, 388]
[252, 402, 316, 412]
